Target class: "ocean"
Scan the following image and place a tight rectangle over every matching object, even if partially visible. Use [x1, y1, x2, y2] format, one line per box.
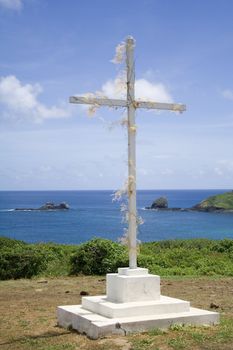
[0, 190, 233, 244]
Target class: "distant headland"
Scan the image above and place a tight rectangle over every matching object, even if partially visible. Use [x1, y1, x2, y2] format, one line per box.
[146, 191, 233, 213]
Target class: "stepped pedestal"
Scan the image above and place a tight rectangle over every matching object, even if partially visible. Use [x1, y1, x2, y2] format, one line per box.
[57, 268, 219, 339]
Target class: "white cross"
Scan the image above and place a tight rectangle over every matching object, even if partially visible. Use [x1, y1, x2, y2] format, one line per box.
[70, 36, 186, 269]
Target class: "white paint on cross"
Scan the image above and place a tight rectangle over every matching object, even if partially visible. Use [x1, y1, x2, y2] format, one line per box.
[70, 36, 186, 269]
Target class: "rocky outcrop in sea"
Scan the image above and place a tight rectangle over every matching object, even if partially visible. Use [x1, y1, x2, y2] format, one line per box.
[15, 202, 69, 211]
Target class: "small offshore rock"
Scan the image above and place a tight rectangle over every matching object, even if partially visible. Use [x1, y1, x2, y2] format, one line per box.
[150, 196, 168, 209]
[39, 202, 69, 210]
[15, 202, 69, 211]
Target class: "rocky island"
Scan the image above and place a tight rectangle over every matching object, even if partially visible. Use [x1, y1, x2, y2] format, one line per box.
[15, 202, 69, 211]
[146, 191, 233, 213]
[146, 196, 168, 209]
[145, 196, 183, 211]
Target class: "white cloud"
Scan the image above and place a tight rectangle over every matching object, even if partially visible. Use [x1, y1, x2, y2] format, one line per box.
[101, 75, 126, 99]
[222, 89, 233, 101]
[100, 75, 172, 102]
[135, 79, 172, 102]
[0, 0, 22, 10]
[0, 75, 70, 122]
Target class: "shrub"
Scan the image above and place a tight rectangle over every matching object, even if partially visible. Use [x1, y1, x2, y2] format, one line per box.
[70, 238, 128, 275]
[37, 243, 76, 276]
[0, 237, 76, 279]
[139, 239, 233, 276]
[211, 239, 233, 253]
[0, 236, 26, 249]
[0, 247, 47, 280]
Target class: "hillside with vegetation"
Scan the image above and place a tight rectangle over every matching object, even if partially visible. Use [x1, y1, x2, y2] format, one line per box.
[193, 191, 233, 212]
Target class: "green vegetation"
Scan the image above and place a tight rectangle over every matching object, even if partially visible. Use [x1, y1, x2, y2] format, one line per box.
[0, 236, 75, 280]
[139, 239, 233, 276]
[0, 236, 47, 279]
[70, 238, 128, 275]
[1, 236, 233, 280]
[194, 190, 233, 211]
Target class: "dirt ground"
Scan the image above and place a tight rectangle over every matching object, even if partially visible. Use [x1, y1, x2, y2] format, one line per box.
[0, 276, 233, 350]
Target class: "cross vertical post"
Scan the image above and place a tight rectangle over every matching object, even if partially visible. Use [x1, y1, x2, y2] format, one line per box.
[126, 37, 137, 269]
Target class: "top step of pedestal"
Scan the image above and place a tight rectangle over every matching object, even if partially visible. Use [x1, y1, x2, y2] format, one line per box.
[118, 267, 149, 276]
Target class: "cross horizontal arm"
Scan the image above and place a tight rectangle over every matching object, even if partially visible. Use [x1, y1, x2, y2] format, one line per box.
[134, 101, 186, 113]
[70, 96, 127, 108]
[70, 96, 186, 112]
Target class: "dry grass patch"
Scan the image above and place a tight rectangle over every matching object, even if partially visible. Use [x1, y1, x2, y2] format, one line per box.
[0, 276, 233, 350]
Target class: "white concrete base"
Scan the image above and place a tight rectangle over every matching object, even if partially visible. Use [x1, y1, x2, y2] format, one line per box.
[57, 268, 219, 339]
[82, 295, 190, 318]
[107, 268, 160, 302]
[57, 303, 219, 339]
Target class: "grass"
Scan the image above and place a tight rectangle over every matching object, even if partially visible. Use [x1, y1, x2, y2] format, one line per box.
[129, 318, 233, 350]
[1, 276, 233, 350]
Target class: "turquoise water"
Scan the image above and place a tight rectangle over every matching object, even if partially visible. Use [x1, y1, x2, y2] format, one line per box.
[0, 190, 233, 244]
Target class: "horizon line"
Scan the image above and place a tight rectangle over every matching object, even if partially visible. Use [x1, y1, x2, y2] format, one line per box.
[0, 188, 231, 192]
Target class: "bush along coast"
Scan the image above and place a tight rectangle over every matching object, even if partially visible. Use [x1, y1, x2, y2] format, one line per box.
[1, 236, 233, 280]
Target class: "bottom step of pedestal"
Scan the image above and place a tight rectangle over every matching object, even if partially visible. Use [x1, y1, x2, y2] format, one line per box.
[57, 303, 219, 339]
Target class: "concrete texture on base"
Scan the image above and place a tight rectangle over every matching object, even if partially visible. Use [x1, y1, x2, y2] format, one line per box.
[57, 304, 219, 339]
[107, 268, 160, 302]
[82, 295, 190, 318]
[57, 268, 219, 339]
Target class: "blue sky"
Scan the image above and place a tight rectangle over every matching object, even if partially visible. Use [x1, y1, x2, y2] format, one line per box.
[0, 0, 233, 190]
